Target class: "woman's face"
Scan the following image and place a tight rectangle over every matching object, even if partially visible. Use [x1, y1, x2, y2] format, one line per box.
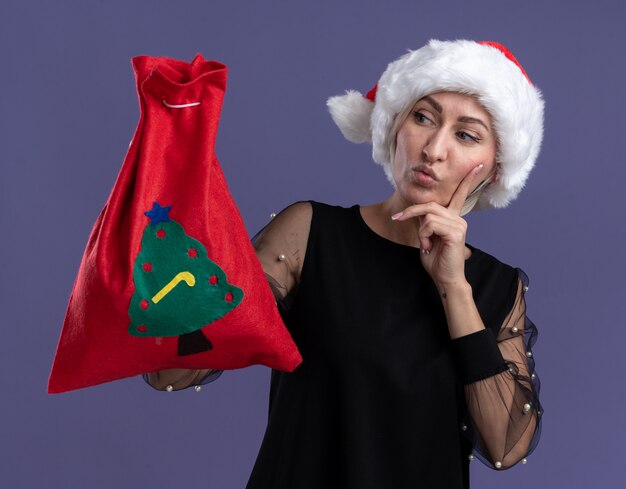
[391, 91, 497, 207]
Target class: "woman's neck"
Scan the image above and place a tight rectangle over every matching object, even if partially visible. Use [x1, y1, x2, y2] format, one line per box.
[361, 194, 423, 249]
[360, 194, 472, 259]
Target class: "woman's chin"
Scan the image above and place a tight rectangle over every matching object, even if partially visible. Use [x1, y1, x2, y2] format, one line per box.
[397, 185, 445, 207]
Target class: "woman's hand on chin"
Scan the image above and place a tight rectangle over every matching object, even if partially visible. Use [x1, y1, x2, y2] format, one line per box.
[391, 164, 484, 289]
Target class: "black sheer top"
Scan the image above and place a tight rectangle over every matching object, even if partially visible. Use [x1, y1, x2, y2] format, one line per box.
[145, 200, 542, 488]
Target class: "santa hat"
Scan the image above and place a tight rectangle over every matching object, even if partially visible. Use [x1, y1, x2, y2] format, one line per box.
[327, 39, 544, 209]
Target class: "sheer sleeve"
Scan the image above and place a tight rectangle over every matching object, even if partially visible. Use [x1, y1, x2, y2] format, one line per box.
[142, 368, 224, 392]
[453, 268, 542, 469]
[250, 201, 312, 310]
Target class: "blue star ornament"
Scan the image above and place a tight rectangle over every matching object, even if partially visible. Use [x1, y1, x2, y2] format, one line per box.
[144, 202, 172, 226]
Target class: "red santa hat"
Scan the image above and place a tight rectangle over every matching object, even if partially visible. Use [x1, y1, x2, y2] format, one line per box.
[327, 39, 544, 209]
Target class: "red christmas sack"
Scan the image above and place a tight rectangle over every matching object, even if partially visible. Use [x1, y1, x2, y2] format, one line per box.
[48, 54, 302, 393]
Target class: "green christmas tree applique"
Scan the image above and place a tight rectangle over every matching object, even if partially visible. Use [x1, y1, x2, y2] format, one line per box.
[128, 202, 244, 356]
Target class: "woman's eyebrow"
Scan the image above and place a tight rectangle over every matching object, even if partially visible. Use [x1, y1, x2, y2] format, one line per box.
[458, 116, 490, 132]
[422, 95, 442, 113]
[421, 96, 490, 132]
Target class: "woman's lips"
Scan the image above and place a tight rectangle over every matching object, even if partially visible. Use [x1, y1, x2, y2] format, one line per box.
[412, 166, 438, 186]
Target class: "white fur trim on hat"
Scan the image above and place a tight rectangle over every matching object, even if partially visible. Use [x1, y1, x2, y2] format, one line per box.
[327, 39, 545, 209]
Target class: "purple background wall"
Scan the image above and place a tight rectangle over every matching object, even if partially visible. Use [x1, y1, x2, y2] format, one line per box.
[2, 0, 624, 487]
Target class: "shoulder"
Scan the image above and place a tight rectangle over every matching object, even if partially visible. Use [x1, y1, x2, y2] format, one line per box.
[252, 201, 313, 248]
[467, 246, 523, 304]
[255, 200, 361, 247]
[468, 245, 518, 279]
[275, 200, 356, 226]
[272, 200, 313, 225]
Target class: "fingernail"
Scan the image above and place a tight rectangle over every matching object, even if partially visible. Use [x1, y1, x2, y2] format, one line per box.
[391, 212, 402, 220]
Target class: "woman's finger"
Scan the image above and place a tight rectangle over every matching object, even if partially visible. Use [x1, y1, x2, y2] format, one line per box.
[418, 214, 467, 251]
[417, 215, 430, 251]
[391, 201, 451, 221]
[447, 163, 484, 215]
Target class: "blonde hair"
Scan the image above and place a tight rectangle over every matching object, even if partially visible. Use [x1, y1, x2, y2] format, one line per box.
[387, 96, 497, 217]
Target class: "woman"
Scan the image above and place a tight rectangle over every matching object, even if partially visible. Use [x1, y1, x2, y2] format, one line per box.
[147, 39, 543, 488]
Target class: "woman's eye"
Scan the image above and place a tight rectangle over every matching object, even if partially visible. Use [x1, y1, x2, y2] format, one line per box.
[413, 111, 430, 124]
[457, 131, 479, 143]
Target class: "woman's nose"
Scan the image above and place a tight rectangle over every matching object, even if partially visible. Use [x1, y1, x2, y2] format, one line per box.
[422, 130, 448, 163]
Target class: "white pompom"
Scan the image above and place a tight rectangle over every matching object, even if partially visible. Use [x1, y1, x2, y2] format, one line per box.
[326, 90, 374, 143]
